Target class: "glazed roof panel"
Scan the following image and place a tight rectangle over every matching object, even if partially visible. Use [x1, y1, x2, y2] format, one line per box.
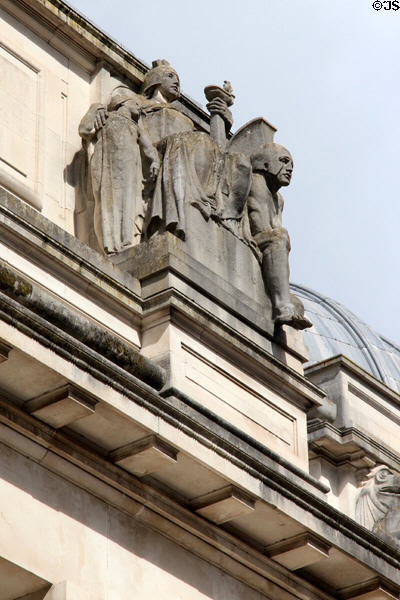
[291, 283, 400, 394]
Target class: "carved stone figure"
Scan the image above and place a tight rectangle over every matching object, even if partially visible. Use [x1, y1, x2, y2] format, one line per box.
[247, 143, 311, 329]
[355, 465, 400, 546]
[79, 88, 159, 254]
[78, 60, 311, 331]
[80, 60, 252, 249]
[141, 62, 252, 240]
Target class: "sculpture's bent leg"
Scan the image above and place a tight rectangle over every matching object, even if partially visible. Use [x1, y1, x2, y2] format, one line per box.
[255, 228, 311, 330]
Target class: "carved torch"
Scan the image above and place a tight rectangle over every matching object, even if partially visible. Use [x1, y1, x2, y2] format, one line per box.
[204, 80, 235, 151]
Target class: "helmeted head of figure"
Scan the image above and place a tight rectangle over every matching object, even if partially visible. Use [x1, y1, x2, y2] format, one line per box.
[251, 143, 293, 188]
[141, 59, 180, 102]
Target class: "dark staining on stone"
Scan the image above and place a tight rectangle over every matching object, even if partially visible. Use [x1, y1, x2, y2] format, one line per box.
[0, 268, 16, 291]
[15, 279, 33, 297]
[0, 267, 32, 297]
[0, 262, 165, 390]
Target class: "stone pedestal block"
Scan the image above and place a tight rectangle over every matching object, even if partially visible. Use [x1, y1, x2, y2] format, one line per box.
[107, 223, 320, 472]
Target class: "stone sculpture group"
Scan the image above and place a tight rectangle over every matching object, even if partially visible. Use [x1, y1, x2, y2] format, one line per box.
[79, 59, 311, 331]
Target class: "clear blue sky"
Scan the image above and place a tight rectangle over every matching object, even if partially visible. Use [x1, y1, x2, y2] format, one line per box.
[73, 0, 399, 343]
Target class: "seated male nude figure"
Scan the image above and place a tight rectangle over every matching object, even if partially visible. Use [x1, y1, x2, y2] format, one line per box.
[247, 143, 311, 330]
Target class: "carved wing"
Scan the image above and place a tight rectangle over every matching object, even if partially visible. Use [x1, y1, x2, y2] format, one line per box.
[355, 487, 386, 530]
[228, 117, 277, 157]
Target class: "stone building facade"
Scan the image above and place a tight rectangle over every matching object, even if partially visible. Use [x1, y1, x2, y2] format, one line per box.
[0, 2, 399, 599]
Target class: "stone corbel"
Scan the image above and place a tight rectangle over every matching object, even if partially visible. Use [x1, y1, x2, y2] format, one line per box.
[265, 533, 330, 571]
[0, 339, 12, 363]
[110, 434, 178, 477]
[24, 384, 97, 429]
[337, 578, 399, 600]
[190, 485, 255, 524]
[44, 581, 96, 600]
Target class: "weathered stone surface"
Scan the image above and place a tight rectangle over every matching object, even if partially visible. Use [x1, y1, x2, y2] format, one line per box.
[115, 220, 274, 336]
[2, 2, 400, 600]
[80, 60, 251, 253]
[0, 188, 142, 299]
[307, 355, 400, 531]
[24, 384, 97, 429]
[204, 80, 235, 150]
[0, 259, 165, 390]
[356, 465, 400, 547]
[80, 94, 159, 254]
[79, 62, 306, 332]
[266, 533, 330, 570]
[111, 434, 178, 476]
[228, 117, 277, 157]
[191, 485, 255, 524]
[248, 143, 311, 330]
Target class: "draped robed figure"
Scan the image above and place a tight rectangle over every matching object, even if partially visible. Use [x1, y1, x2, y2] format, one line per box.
[79, 59, 252, 251]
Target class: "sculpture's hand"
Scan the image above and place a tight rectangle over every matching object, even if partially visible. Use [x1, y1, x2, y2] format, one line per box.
[149, 156, 160, 181]
[94, 106, 108, 132]
[125, 99, 141, 122]
[206, 97, 233, 130]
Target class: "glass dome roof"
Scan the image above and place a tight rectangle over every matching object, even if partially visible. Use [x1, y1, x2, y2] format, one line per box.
[291, 283, 400, 395]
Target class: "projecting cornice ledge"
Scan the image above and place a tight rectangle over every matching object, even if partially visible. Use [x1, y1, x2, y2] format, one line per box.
[0, 259, 165, 391]
[0, 397, 399, 594]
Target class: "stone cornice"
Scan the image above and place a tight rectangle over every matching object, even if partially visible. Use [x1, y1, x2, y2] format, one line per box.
[0, 190, 143, 320]
[305, 354, 400, 407]
[0, 267, 165, 390]
[0, 391, 398, 589]
[0, 275, 328, 498]
[0, 191, 326, 411]
[0, 295, 399, 579]
[308, 421, 400, 471]
[0, 397, 336, 600]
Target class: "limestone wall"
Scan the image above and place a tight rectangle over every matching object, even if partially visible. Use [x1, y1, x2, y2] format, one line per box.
[0, 5, 92, 230]
[0, 439, 268, 600]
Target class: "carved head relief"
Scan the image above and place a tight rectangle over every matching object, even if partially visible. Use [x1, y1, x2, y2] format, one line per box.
[355, 464, 400, 544]
[142, 59, 180, 102]
[251, 143, 293, 188]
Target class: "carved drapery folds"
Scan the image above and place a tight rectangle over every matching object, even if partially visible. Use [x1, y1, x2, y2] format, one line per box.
[355, 465, 400, 546]
[78, 59, 310, 331]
